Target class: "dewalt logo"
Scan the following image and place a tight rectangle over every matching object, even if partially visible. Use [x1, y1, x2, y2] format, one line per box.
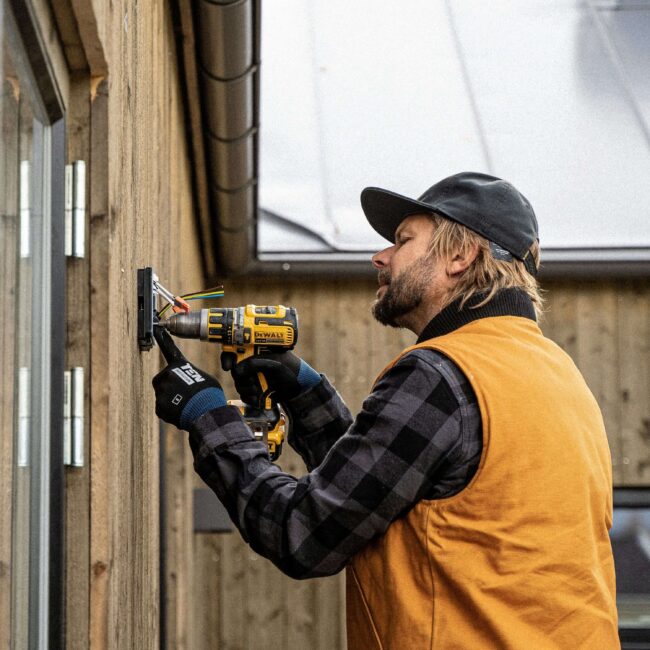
[254, 329, 286, 344]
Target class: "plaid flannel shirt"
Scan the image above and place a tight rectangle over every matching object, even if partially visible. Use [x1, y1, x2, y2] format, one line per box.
[189, 289, 535, 579]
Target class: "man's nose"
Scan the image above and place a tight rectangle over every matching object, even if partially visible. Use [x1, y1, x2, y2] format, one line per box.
[372, 246, 393, 269]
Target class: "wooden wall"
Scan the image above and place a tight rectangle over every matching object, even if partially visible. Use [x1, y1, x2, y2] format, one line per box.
[54, 0, 206, 648]
[185, 277, 650, 650]
[541, 280, 650, 485]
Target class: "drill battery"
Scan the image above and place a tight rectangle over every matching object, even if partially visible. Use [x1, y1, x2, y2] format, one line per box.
[228, 400, 286, 461]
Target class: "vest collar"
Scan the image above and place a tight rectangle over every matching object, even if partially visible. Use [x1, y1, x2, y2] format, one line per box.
[416, 288, 536, 343]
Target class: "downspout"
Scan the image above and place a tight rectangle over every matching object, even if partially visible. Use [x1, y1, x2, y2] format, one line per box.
[194, 0, 259, 276]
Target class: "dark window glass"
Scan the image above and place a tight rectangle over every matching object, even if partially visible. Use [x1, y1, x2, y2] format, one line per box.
[612, 489, 650, 646]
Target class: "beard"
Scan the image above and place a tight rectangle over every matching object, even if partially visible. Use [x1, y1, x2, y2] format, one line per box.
[371, 254, 436, 328]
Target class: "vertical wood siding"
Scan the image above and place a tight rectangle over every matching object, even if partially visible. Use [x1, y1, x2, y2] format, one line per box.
[186, 277, 650, 649]
[0, 70, 19, 649]
[56, 1, 207, 647]
[65, 71, 92, 650]
[89, 0, 208, 642]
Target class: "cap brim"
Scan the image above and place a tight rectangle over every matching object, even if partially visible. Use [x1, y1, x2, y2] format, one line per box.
[361, 187, 437, 244]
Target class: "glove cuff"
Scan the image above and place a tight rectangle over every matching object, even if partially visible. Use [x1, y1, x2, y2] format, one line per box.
[296, 360, 321, 390]
[179, 387, 227, 429]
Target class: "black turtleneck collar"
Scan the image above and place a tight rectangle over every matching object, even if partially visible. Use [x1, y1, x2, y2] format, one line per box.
[416, 288, 536, 343]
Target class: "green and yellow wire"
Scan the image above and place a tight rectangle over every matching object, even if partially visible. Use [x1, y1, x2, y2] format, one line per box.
[158, 285, 225, 318]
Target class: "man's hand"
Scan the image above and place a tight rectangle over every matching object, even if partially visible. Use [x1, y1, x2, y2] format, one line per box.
[152, 328, 226, 429]
[222, 351, 321, 407]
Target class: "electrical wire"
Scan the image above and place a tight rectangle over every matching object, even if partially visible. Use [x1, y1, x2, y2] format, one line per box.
[158, 285, 225, 318]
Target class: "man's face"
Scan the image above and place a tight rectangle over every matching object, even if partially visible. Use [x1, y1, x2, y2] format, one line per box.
[371, 214, 440, 328]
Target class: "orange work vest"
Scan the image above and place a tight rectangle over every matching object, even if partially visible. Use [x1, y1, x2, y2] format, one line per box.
[346, 316, 619, 650]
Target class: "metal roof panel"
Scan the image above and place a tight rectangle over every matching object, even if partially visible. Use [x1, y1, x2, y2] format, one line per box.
[258, 0, 650, 257]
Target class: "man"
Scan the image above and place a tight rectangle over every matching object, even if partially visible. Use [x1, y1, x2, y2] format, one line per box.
[153, 172, 620, 648]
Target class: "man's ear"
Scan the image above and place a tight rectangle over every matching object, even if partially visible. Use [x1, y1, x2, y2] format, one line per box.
[446, 244, 480, 277]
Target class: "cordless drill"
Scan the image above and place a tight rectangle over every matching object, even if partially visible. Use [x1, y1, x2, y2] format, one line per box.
[158, 305, 298, 459]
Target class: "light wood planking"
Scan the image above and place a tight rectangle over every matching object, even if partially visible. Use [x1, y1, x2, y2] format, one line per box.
[161, 17, 203, 644]
[0, 75, 19, 648]
[217, 532, 248, 650]
[92, 0, 207, 644]
[247, 533, 286, 650]
[89, 78, 110, 650]
[162, 428, 194, 650]
[192, 533, 223, 649]
[617, 282, 650, 484]
[574, 283, 622, 484]
[68, 0, 207, 643]
[543, 283, 579, 361]
[64, 72, 92, 650]
[544, 281, 647, 486]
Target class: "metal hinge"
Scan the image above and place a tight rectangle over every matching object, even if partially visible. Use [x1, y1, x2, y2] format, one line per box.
[17, 367, 30, 467]
[20, 161, 30, 258]
[65, 160, 86, 258]
[63, 367, 84, 467]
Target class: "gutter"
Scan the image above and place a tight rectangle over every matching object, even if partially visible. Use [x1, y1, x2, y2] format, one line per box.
[246, 248, 650, 280]
[194, 0, 259, 277]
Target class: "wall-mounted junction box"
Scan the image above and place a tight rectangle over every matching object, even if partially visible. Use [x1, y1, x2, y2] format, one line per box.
[137, 267, 155, 351]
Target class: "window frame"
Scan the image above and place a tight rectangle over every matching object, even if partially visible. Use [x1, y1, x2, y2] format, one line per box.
[5, 0, 66, 646]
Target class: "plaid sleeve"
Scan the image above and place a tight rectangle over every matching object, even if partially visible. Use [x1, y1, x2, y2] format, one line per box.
[189, 350, 480, 579]
[284, 376, 353, 470]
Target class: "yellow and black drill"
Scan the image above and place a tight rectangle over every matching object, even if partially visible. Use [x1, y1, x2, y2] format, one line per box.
[158, 305, 298, 460]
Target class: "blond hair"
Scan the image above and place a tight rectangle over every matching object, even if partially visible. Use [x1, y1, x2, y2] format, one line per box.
[426, 213, 544, 320]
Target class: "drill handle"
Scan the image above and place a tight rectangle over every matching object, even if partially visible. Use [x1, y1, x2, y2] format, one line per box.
[220, 351, 276, 410]
[257, 372, 275, 411]
[220, 351, 238, 371]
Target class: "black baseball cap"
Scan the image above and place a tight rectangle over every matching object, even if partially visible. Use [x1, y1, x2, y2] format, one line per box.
[361, 171, 539, 276]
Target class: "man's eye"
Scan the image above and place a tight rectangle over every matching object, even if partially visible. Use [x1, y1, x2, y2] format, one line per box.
[398, 237, 411, 245]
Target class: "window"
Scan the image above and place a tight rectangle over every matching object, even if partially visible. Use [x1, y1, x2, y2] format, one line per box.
[612, 488, 650, 647]
[0, 0, 66, 645]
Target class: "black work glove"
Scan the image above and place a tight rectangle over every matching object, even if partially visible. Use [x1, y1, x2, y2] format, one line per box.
[222, 351, 321, 407]
[152, 328, 226, 429]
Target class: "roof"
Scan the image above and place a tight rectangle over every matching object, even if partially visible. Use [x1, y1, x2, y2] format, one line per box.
[188, 0, 650, 276]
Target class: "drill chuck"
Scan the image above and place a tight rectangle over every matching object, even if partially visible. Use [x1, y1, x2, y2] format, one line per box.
[160, 310, 208, 339]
